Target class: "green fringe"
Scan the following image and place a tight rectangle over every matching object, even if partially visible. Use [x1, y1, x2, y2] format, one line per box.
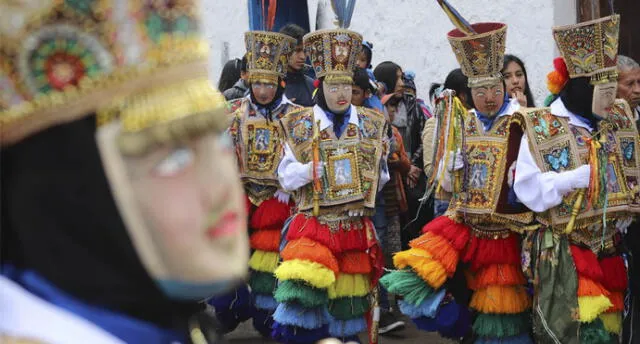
[580, 318, 613, 344]
[249, 270, 277, 295]
[473, 312, 531, 338]
[380, 269, 434, 306]
[274, 279, 329, 308]
[328, 296, 370, 320]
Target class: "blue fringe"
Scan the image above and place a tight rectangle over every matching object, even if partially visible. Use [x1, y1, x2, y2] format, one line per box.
[271, 322, 330, 344]
[273, 303, 331, 329]
[254, 294, 278, 311]
[207, 286, 253, 333]
[412, 316, 438, 332]
[475, 334, 534, 344]
[436, 300, 461, 328]
[252, 309, 274, 339]
[328, 317, 367, 337]
[411, 301, 472, 339]
[439, 304, 471, 339]
[398, 289, 446, 318]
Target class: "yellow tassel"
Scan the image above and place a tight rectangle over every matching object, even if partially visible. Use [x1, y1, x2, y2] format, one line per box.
[248, 250, 280, 273]
[578, 295, 613, 323]
[393, 248, 447, 289]
[327, 273, 371, 299]
[274, 259, 336, 289]
[599, 312, 622, 335]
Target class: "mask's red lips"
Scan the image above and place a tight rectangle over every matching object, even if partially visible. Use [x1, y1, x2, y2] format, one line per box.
[206, 212, 240, 239]
[337, 100, 348, 105]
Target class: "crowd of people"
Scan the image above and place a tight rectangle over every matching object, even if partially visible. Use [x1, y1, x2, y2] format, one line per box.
[2, 1, 640, 344]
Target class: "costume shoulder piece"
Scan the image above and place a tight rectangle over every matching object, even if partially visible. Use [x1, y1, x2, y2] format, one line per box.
[280, 107, 315, 153]
[356, 106, 387, 141]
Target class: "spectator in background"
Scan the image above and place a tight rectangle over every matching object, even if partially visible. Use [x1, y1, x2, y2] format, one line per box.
[356, 41, 383, 111]
[351, 67, 374, 107]
[279, 24, 315, 106]
[502, 54, 536, 107]
[617, 55, 640, 122]
[221, 55, 249, 100]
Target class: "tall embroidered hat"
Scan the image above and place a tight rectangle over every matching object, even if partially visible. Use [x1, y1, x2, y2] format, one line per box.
[244, 31, 296, 85]
[552, 14, 620, 83]
[447, 23, 508, 88]
[0, 0, 228, 148]
[304, 29, 362, 83]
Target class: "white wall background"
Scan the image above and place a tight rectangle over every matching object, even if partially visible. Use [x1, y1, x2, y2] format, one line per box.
[204, 0, 576, 106]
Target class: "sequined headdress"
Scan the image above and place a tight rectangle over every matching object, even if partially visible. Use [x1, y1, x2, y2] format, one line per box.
[447, 23, 508, 88]
[552, 15, 620, 84]
[244, 31, 295, 85]
[0, 0, 227, 149]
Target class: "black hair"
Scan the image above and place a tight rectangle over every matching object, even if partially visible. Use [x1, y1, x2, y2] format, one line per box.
[429, 83, 441, 100]
[217, 58, 242, 93]
[361, 42, 373, 69]
[279, 24, 307, 46]
[373, 61, 402, 95]
[502, 54, 536, 107]
[353, 67, 372, 92]
[443, 68, 472, 109]
[560, 77, 598, 127]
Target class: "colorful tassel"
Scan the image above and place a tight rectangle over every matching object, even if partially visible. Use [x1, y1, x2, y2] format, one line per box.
[337, 251, 372, 274]
[379, 269, 435, 306]
[467, 234, 521, 271]
[328, 273, 370, 299]
[435, 300, 461, 329]
[328, 296, 370, 320]
[439, 304, 472, 339]
[249, 250, 280, 273]
[577, 295, 613, 323]
[274, 279, 329, 308]
[422, 216, 471, 251]
[328, 317, 367, 337]
[281, 238, 339, 274]
[472, 313, 531, 338]
[250, 197, 291, 230]
[273, 303, 331, 330]
[393, 248, 447, 289]
[254, 294, 278, 311]
[208, 286, 253, 333]
[410, 232, 459, 276]
[577, 277, 611, 297]
[579, 318, 612, 344]
[286, 214, 368, 254]
[271, 322, 330, 344]
[274, 259, 336, 288]
[250, 229, 281, 252]
[569, 245, 604, 282]
[470, 286, 531, 314]
[474, 264, 527, 289]
[249, 270, 277, 294]
[398, 289, 446, 318]
[599, 312, 622, 335]
[474, 333, 534, 344]
[605, 291, 624, 313]
[599, 256, 628, 292]
[413, 316, 438, 332]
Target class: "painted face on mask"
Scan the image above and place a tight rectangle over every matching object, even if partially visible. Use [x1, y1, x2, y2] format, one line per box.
[592, 81, 618, 119]
[97, 119, 248, 300]
[324, 82, 352, 114]
[251, 81, 278, 105]
[471, 82, 505, 117]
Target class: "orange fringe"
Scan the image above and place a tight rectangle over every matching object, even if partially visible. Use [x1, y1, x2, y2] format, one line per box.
[250, 229, 280, 252]
[338, 251, 372, 275]
[393, 248, 447, 289]
[606, 291, 625, 313]
[410, 232, 458, 276]
[474, 264, 527, 289]
[280, 238, 339, 274]
[577, 277, 611, 297]
[470, 285, 531, 314]
[423, 216, 471, 251]
[465, 269, 479, 291]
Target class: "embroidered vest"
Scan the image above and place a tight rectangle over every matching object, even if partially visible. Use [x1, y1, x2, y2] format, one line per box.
[518, 100, 640, 250]
[447, 112, 534, 228]
[280, 106, 387, 218]
[230, 99, 299, 205]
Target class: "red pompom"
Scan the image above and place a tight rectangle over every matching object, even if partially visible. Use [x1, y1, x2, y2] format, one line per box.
[286, 214, 369, 254]
[469, 233, 522, 271]
[570, 245, 604, 282]
[553, 57, 569, 79]
[313, 79, 321, 89]
[250, 197, 292, 231]
[422, 216, 471, 252]
[600, 256, 628, 292]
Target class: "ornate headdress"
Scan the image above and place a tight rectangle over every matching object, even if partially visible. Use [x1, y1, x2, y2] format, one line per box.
[303, 0, 362, 83]
[244, 31, 295, 85]
[552, 14, 620, 84]
[447, 23, 508, 88]
[0, 1, 228, 148]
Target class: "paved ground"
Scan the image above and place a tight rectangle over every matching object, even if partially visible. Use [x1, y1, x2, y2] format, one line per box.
[225, 317, 456, 344]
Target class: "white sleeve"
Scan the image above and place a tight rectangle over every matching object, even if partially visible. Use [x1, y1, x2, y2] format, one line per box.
[277, 143, 312, 192]
[513, 134, 582, 212]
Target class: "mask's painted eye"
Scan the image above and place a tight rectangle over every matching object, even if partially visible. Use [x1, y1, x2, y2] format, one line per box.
[153, 147, 194, 177]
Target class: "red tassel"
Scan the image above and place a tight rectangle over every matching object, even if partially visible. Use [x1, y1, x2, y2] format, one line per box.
[599, 256, 628, 292]
[423, 216, 471, 251]
[570, 245, 604, 282]
[286, 214, 369, 254]
[250, 197, 291, 231]
[250, 229, 280, 252]
[469, 234, 521, 271]
[554, 57, 569, 79]
[463, 235, 479, 264]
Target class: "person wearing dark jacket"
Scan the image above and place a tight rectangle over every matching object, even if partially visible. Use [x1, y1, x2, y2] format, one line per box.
[279, 24, 315, 106]
[222, 55, 250, 100]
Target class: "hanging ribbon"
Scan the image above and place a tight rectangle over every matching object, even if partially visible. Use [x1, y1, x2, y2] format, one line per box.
[260, 0, 278, 31]
[330, 0, 357, 28]
[435, 0, 476, 36]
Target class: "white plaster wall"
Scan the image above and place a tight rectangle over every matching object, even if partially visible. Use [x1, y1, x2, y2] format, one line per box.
[204, 0, 577, 106]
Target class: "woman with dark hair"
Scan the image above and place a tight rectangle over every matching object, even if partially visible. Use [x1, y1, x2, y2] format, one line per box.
[502, 54, 535, 107]
[443, 68, 471, 109]
[374, 61, 405, 97]
[218, 58, 242, 93]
